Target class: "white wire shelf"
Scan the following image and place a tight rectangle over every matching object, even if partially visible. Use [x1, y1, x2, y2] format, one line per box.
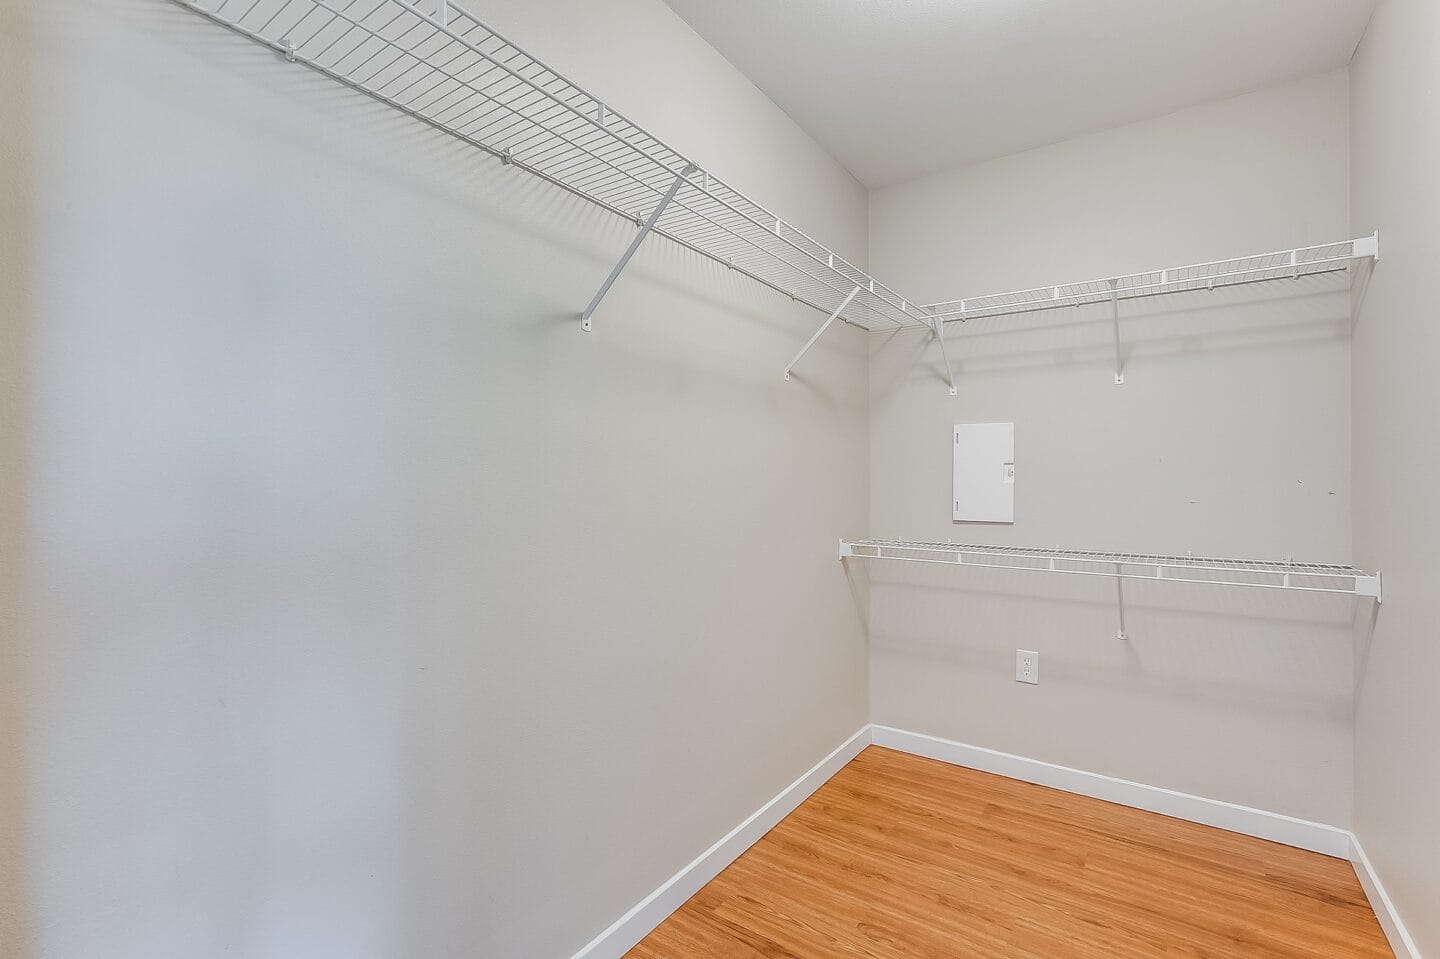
[171, 0, 927, 333]
[169, 1, 1379, 387]
[840, 539, 1382, 602]
[925, 236, 1379, 323]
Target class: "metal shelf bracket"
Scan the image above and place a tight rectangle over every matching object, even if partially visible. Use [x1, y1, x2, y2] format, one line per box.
[581, 163, 696, 332]
[784, 286, 861, 381]
[932, 315, 957, 395]
[1108, 278, 1124, 385]
[1113, 563, 1128, 640]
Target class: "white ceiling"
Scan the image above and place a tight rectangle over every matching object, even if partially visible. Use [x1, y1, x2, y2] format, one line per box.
[662, 0, 1377, 187]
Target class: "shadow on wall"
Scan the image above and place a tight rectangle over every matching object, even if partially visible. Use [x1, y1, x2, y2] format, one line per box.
[873, 275, 1352, 391]
[0, 0, 34, 954]
[865, 565, 1355, 724]
[1352, 596, 1382, 699]
[21, 5, 869, 957]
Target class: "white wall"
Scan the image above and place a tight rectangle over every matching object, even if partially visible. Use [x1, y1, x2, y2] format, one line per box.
[866, 73, 1356, 825]
[14, 1, 870, 956]
[0, 0, 34, 954]
[10, 2, 1429, 955]
[1350, 0, 1440, 952]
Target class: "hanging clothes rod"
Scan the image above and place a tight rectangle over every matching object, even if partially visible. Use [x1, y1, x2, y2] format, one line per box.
[840, 539, 1382, 602]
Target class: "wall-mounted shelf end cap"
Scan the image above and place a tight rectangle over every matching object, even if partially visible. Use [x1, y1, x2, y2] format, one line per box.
[1355, 571, 1383, 604]
[1355, 231, 1381, 262]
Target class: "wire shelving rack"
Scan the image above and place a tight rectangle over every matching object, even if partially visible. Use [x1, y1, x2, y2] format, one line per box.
[169, 2, 1389, 617]
[170, 1, 1379, 385]
[171, 0, 926, 334]
[925, 236, 1379, 324]
[840, 539, 1382, 602]
[923, 235, 1378, 385]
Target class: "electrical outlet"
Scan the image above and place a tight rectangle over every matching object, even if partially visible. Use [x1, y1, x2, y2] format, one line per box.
[1016, 649, 1039, 684]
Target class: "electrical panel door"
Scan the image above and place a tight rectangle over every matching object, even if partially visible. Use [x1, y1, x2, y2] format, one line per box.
[953, 423, 1014, 523]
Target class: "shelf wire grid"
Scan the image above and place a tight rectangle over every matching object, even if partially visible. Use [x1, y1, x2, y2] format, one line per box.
[173, 0, 924, 332]
[840, 539, 1381, 599]
[925, 238, 1376, 323]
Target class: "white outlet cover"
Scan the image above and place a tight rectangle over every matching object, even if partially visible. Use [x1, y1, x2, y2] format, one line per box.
[1016, 649, 1039, 685]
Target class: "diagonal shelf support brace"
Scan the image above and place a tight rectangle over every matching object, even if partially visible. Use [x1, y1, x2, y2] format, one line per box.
[784, 286, 861, 381]
[932, 315, 957, 395]
[581, 163, 697, 331]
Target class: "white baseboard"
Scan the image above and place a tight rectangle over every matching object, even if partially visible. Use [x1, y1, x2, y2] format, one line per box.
[872, 725, 1422, 959]
[568, 724, 871, 959]
[870, 724, 1353, 858]
[572, 723, 1421, 959]
[1349, 833, 1422, 959]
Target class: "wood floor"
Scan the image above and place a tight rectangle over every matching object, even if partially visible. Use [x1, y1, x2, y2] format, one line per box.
[627, 746, 1391, 958]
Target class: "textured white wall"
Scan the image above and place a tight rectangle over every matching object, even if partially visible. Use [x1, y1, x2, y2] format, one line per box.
[1350, 0, 1440, 952]
[16, 1, 870, 956]
[866, 73, 1356, 825]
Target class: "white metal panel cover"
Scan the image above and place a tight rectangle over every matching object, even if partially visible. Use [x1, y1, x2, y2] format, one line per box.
[954, 423, 1014, 523]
